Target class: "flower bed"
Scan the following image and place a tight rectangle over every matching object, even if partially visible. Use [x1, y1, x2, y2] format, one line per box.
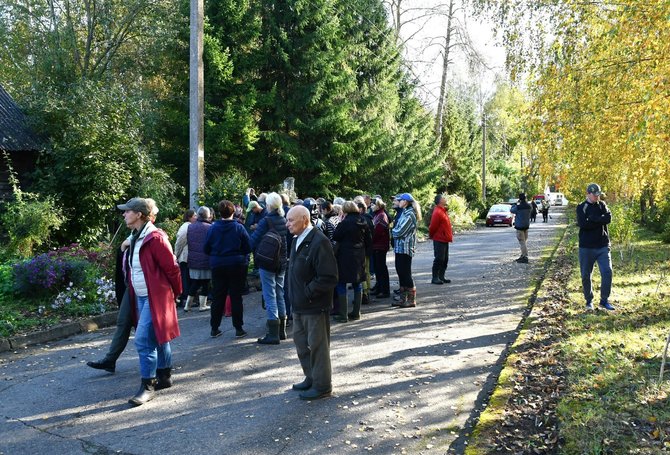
[0, 244, 118, 338]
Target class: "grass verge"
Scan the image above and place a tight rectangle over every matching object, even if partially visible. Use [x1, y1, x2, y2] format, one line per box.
[466, 223, 670, 454]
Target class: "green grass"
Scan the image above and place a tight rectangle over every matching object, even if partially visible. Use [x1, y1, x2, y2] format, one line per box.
[558, 226, 670, 453]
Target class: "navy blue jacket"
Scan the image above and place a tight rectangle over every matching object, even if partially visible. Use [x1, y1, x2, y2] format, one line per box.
[204, 219, 251, 268]
[576, 200, 611, 248]
[510, 200, 532, 230]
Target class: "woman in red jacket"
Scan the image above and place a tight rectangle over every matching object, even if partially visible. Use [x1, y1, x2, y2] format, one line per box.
[428, 194, 453, 284]
[118, 197, 182, 406]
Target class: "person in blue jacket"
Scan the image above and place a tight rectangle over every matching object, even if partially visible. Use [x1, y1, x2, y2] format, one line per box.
[204, 200, 252, 338]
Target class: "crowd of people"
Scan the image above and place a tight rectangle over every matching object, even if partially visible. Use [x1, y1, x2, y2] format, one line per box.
[87, 182, 613, 407]
[87, 188, 455, 405]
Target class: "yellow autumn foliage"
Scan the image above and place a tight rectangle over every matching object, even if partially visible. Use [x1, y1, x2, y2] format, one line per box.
[525, 0, 670, 201]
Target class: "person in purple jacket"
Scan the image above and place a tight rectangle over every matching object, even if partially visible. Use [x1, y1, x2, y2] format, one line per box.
[183, 206, 212, 312]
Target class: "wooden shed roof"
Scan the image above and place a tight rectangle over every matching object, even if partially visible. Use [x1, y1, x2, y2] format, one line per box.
[0, 85, 41, 152]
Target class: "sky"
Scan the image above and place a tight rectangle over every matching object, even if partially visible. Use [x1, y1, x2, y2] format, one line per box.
[390, 0, 507, 109]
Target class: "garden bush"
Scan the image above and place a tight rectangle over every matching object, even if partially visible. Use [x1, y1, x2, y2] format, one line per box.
[0, 190, 65, 259]
[12, 254, 88, 298]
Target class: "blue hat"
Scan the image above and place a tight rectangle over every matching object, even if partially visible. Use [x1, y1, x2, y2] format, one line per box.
[397, 193, 415, 203]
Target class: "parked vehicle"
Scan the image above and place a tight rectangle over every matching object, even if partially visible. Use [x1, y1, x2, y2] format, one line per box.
[485, 204, 515, 227]
[548, 192, 569, 206]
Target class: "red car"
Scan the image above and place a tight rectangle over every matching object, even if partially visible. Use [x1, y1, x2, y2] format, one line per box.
[485, 204, 515, 227]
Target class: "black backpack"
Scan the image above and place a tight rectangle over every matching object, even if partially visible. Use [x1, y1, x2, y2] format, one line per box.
[255, 220, 282, 272]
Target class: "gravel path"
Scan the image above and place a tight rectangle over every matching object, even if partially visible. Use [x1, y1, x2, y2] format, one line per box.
[0, 208, 567, 455]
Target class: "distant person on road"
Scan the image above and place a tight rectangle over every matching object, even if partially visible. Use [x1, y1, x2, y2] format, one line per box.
[428, 193, 453, 284]
[576, 183, 614, 311]
[510, 193, 532, 263]
[541, 199, 550, 222]
[530, 200, 538, 223]
[286, 205, 338, 400]
[87, 200, 160, 375]
[391, 193, 421, 308]
[118, 197, 182, 406]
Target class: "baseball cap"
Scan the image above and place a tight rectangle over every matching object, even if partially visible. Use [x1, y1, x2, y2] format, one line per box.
[397, 193, 415, 203]
[586, 183, 602, 196]
[117, 198, 151, 216]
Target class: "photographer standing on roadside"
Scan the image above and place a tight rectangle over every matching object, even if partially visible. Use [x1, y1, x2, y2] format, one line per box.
[576, 183, 614, 311]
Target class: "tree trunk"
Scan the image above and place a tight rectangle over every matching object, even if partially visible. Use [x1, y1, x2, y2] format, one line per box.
[434, 0, 455, 141]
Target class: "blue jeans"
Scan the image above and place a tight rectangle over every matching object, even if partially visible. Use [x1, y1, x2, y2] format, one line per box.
[578, 247, 613, 305]
[259, 269, 286, 320]
[336, 282, 362, 296]
[135, 295, 172, 379]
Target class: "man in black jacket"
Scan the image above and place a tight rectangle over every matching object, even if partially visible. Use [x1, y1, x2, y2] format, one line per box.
[576, 183, 614, 311]
[286, 205, 338, 400]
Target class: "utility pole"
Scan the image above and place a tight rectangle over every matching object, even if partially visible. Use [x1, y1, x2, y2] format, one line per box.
[481, 113, 486, 202]
[189, 0, 204, 209]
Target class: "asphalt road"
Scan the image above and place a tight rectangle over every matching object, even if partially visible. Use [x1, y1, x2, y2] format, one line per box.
[0, 207, 567, 455]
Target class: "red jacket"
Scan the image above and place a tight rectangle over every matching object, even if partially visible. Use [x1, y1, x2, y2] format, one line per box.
[126, 228, 182, 344]
[429, 205, 453, 243]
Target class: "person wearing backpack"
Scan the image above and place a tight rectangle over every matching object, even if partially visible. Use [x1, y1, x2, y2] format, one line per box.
[250, 192, 289, 344]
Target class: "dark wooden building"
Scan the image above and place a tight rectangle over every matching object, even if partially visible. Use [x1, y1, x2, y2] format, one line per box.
[0, 85, 41, 196]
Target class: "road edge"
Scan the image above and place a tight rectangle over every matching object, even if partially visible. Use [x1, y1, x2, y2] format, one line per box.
[461, 222, 570, 454]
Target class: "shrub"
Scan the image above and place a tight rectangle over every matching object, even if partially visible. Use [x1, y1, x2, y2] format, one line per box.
[608, 203, 637, 246]
[12, 254, 89, 298]
[199, 170, 251, 213]
[0, 190, 65, 258]
[661, 219, 670, 244]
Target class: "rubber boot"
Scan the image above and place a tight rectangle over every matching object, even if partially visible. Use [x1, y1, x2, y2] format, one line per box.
[439, 266, 451, 284]
[155, 368, 172, 390]
[198, 295, 210, 312]
[129, 378, 157, 406]
[348, 291, 362, 320]
[392, 287, 406, 306]
[279, 317, 287, 341]
[400, 288, 416, 308]
[257, 320, 280, 345]
[431, 264, 443, 284]
[183, 295, 195, 312]
[333, 294, 348, 322]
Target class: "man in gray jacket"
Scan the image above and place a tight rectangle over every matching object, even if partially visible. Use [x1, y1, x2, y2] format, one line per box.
[510, 193, 532, 263]
[286, 205, 338, 400]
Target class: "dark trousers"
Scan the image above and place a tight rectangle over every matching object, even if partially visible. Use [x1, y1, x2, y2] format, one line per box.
[104, 289, 132, 363]
[372, 250, 390, 294]
[579, 247, 613, 304]
[432, 241, 449, 279]
[395, 253, 414, 288]
[188, 278, 210, 297]
[178, 262, 190, 303]
[211, 264, 247, 330]
[293, 311, 332, 392]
